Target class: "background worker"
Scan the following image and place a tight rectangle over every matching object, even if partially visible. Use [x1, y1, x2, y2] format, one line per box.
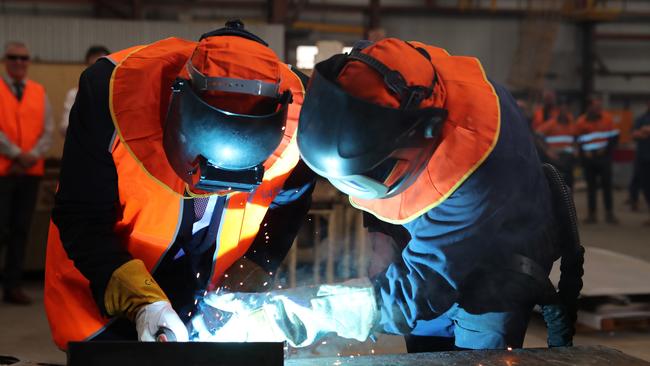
[45, 21, 314, 349]
[631, 100, 650, 225]
[532, 89, 560, 130]
[0, 41, 54, 305]
[197, 38, 582, 352]
[536, 98, 577, 188]
[575, 95, 619, 224]
[59, 45, 110, 136]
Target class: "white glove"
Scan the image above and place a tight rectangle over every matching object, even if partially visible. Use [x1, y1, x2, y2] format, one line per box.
[135, 301, 189, 342]
[192, 278, 379, 347]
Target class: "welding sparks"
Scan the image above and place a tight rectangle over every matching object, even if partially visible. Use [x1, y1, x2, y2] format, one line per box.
[196, 272, 200, 278]
[507, 347, 513, 351]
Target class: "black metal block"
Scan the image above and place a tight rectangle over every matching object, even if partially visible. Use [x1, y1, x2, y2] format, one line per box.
[67, 342, 284, 366]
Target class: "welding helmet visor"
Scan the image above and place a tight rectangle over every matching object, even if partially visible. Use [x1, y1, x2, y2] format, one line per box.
[164, 64, 291, 193]
[298, 55, 447, 200]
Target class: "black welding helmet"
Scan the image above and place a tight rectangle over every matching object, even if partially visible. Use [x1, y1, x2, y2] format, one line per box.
[298, 39, 447, 200]
[163, 20, 292, 193]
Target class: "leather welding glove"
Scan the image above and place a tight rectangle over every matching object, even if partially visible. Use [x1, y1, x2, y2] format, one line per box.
[104, 259, 189, 342]
[193, 278, 378, 347]
[218, 257, 273, 293]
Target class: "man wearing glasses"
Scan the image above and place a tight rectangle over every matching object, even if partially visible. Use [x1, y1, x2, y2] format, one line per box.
[0, 41, 54, 305]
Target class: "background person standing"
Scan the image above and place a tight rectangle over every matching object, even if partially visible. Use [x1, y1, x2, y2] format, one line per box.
[631, 100, 650, 226]
[0, 41, 54, 305]
[59, 45, 109, 137]
[575, 95, 619, 224]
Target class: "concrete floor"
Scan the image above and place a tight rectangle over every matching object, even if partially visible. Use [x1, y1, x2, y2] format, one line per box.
[1, 189, 649, 365]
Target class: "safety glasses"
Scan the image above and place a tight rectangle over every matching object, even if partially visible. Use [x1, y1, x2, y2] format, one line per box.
[5, 54, 30, 62]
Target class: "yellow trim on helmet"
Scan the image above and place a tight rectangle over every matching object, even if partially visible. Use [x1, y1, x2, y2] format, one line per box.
[349, 57, 502, 225]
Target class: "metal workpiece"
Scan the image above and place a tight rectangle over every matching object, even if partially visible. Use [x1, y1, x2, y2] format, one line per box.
[286, 346, 650, 366]
[66, 341, 284, 366]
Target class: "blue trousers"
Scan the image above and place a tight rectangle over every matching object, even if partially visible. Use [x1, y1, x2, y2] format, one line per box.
[408, 303, 533, 350]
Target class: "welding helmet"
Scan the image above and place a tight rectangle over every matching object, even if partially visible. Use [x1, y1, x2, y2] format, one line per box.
[298, 39, 447, 200]
[163, 20, 292, 193]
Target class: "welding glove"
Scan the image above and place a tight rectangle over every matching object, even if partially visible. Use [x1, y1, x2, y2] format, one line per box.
[104, 259, 189, 342]
[192, 277, 378, 347]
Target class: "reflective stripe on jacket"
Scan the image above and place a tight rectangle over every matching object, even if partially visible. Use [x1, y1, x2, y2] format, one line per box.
[537, 119, 576, 154]
[575, 112, 618, 152]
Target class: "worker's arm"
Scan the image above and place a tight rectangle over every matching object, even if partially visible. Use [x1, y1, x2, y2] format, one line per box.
[371, 178, 498, 335]
[243, 160, 316, 274]
[51, 59, 133, 314]
[28, 94, 54, 158]
[0, 131, 22, 159]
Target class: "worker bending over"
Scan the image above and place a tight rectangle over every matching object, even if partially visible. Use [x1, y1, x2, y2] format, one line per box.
[45, 21, 314, 349]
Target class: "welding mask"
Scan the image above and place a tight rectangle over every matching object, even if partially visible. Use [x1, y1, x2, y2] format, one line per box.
[298, 40, 447, 200]
[163, 20, 292, 193]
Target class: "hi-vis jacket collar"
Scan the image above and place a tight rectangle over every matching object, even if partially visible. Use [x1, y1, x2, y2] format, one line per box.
[349, 42, 501, 224]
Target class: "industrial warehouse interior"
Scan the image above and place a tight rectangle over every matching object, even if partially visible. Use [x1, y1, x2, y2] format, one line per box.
[1, 0, 650, 365]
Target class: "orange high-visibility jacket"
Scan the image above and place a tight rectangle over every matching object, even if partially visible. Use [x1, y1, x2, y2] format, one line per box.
[0, 78, 46, 176]
[44, 37, 304, 350]
[537, 118, 577, 154]
[575, 112, 619, 153]
[532, 105, 560, 130]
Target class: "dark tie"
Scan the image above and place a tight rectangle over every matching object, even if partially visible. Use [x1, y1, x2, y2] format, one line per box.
[194, 197, 209, 221]
[13, 81, 23, 101]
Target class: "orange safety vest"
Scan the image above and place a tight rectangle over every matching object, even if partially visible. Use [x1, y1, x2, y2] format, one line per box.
[44, 37, 304, 350]
[350, 43, 500, 224]
[575, 112, 618, 152]
[532, 105, 560, 130]
[0, 78, 46, 176]
[537, 118, 576, 154]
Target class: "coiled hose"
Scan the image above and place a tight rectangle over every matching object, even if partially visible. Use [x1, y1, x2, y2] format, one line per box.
[541, 163, 585, 347]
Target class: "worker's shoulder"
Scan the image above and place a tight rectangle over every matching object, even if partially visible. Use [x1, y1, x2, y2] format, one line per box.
[80, 58, 115, 89]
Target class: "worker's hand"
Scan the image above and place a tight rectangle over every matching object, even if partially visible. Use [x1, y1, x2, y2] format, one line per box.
[190, 292, 285, 343]
[218, 257, 273, 293]
[16, 152, 37, 168]
[135, 301, 189, 342]
[104, 259, 188, 341]
[191, 278, 379, 347]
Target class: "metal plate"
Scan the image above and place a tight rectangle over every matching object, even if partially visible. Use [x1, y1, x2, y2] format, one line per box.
[286, 346, 650, 366]
[67, 342, 283, 366]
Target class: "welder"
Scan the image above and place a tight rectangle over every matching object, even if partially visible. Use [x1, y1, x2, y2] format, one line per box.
[197, 38, 583, 352]
[44, 20, 315, 349]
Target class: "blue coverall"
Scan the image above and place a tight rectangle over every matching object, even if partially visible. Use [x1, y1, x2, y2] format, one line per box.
[371, 82, 560, 350]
